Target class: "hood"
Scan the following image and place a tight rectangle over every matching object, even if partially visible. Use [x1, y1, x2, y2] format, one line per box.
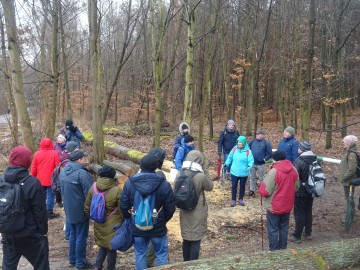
[61, 161, 84, 176]
[272, 160, 295, 174]
[236, 136, 249, 151]
[148, 148, 166, 169]
[40, 138, 54, 150]
[4, 166, 30, 184]
[185, 150, 204, 167]
[130, 172, 165, 196]
[96, 177, 117, 192]
[299, 151, 317, 163]
[178, 122, 190, 136]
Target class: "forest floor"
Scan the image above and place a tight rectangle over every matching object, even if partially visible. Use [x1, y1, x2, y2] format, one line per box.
[3, 109, 360, 269]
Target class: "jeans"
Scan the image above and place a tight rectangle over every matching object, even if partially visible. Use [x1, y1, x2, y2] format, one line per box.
[95, 246, 117, 270]
[69, 219, 89, 268]
[65, 219, 71, 240]
[43, 186, 55, 211]
[2, 234, 50, 270]
[146, 242, 156, 268]
[293, 195, 313, 238]
[134, 235, 168, 270]
[182, 240, 201, 261]
[266, 211, 289, 251]
[250, 164, 265, 192]
[231, 175, 247, 200]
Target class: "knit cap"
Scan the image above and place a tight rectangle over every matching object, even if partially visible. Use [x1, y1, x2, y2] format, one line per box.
[343, 135, 358, 147]
[66, 141, 79, 153]
[65, 119, 73, 126]
[140, 155, 158, 172]
[57, 134, 66, 141]
[272, 151, 286, 161]
[184, 135, 194, 144]
[299, 141, 312, 152]
[284, 126, 295, 135]
[9, 146, 33, 169]
[69, 150, 86, 161]
[98, 165, 116, 179]
[255, 130, 265, 135]
[227, 120, 235, 126]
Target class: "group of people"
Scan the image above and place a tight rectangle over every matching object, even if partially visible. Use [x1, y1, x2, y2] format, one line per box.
[1, 118, 359, 269]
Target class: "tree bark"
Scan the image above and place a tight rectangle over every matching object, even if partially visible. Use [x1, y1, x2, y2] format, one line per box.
[87, 163, 127, 188]
[102, 160, 136, 177]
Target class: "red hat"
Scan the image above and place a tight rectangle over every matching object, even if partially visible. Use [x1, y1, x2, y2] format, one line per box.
[9, 146, 33, 169]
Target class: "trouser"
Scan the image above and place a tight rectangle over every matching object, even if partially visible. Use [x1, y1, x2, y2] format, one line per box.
[231, 175, 248, 200]
[146, 242, 156, 268]
[55, 189, 62, 204]
[69, 219, 90, 268]
[182, 240, 201, 261]
[2, 234, 50, 270]
[293, 195, 314, 239]
[266, 211, 290, 251]
[134, 235, 168, 270]
[95, 246, 117, 270]
[43, 186, 55, 211]
[250, 164, 265, 191]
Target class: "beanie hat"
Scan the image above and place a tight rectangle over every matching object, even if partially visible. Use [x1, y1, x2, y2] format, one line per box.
[181, 124, 189, 130]
[98, 165, 116, 179]
[272, 151, 286, 161]
[284, 126, 295, 135]
[69, 150, 86, 161]
[9, 146, 33, 169]
[148, 148, 166, 169]
[227, 119, 235, 126]
[255, 130, 265, 135]
[65, 119, 73, 126]
[140, 155, 158, 172]
[184, 135, 194, 144]
[66, 141, 78, 153]
[57, 134, 66, 141]
[299, 141, 312, 152]
[343, 135, 358, 147]
[236, 136, 247, 146]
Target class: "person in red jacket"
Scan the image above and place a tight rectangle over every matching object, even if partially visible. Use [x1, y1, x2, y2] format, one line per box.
[31, 138, 60, 219]
[258, 151, 299, 251]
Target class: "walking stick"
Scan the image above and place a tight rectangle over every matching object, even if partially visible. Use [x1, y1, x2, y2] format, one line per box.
[260, 195, 264, 251]
[217, 157, 221, 180]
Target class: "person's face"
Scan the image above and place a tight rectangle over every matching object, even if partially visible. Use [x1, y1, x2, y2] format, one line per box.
[187, 141, 195, 146]
[283, 131, 292, 138]
[298, 148, 303, 154]
[57, 137, 65, 144]
[256, 134, 264, 140]
[228, 124, 235, 130]
[237, 141, 244, 148]
[342, 141, 349, 150]
[183, 129, 189, 135]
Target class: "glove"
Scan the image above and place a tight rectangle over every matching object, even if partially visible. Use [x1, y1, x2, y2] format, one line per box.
[218, 152, 222, 157]
[67, 125, 77, 133]
[350, 178, 360, 186]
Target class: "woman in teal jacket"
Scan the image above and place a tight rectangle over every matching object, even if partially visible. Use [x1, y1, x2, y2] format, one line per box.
[225, 136, 254, 207]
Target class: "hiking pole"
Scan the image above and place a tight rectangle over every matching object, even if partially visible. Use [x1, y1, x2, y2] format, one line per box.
[217, 156, 221, 181]
[260, 195, 264, 251]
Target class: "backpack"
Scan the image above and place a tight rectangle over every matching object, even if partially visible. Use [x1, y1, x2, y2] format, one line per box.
[110, 219, 134, 251]
[347, 150, 360, 178]
[131, 190, 162, 231]
[90, 183, 113, 223]
[232, 147, 250, 156]
[51, 159, 69, 192]
[174, 170, 200, 210]
[303, 159, 326, 198]
[0, 175, 29, 234]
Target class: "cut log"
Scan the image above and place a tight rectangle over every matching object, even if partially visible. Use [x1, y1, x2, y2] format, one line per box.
[87, 163, 128, 188]
[159, 238, 360, 269]
[103, 160, 136, 176]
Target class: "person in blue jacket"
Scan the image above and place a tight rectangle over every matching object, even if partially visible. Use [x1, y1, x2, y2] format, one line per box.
[61, 119, 84, 148]
[224, 136, 254, 207]
[174, 135, 195, 170]
[278, 126, 299, 163]
[248, 130, 273, 196]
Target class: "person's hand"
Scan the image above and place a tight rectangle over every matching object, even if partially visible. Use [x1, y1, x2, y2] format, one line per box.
[68, 125, 77, 133]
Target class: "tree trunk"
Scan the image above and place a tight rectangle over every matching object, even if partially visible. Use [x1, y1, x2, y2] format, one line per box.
[1, 0, 35, 151]
[102, 160, 136, 177]
[87, 163, 127, 188]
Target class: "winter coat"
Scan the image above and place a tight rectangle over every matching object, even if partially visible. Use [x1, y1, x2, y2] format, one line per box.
[338, 145, 359, 186]
[174, 138, 196, 170]
[84, 177, 123, 250]
[174, 122, 191, 146]
[31, 138, 60, 187]
[120, 172, 176, 238]
[178, 151, 214, 241]
[224, 142, 254, 177]
[2, 166, 48, 237]
[59, 150, 70, 165]
[293, 151, 317, 197]
[61, 126, 84, 147]
[217, 126, 240, 155]
[59, 161, 93, 224]
[258, 160, 299, 215]
[277, 136, 299, 163]
[248, 138, 273, 165]
[53, 142, 66, 155]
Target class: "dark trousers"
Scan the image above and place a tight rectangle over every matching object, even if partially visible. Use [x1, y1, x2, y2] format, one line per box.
[55, 190, 62, 204]
[231, 175, 247, 200]
[182, 240, 201, 261]
[293, 195, 313, 239]
[2, 234, 50, 270]
[266, 211, 289, 251]
[95, 246, 117, 270]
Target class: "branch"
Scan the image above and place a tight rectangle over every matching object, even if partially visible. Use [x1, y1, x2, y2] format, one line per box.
[337, 19, 360, 54]
[312, 121, 360, 132]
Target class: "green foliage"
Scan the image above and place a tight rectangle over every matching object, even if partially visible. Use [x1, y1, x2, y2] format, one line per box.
[103, 127, 120, 132]
[104, 141, 117, 147]
[128, 150, 145, 160]
[82, 130, 93, 142]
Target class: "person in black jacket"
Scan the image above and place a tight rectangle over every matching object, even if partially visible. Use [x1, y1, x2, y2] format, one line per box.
[217, 120, 240, 175]
[120, 155, 175, 270]
[289, 141, 316, 243]
[1, 146, 50, 269]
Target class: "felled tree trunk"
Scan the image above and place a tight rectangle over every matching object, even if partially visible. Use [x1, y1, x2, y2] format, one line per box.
[87, 163, 127, 188]
[102, 160, 136, 176]
[159, 238, 360, 269]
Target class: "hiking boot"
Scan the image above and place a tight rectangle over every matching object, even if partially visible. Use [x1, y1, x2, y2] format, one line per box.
[76, 261, 94, 269]
[248, 191, 255, 197]
[48, 211, 60, 220]
[69, 262, 75, 268]
[238, 199, 245, 206]
[303, 234, 312, 240]
[230, 200, 236, 207]
[288, 236, 302, 243]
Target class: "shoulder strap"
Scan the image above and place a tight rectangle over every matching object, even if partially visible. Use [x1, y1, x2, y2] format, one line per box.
[232, 146, 237, 153]
[246, 149, 249, 156]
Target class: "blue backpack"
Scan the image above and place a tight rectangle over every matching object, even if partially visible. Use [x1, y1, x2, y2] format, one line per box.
[89, 183, 108, 223]
[131, 190, 158, 231]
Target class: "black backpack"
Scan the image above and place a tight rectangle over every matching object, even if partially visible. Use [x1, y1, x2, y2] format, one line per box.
[51, 159, 69, 192]
[174, 171, 199, 210]
[0, 175, 29, 234]
[347, 150, 360, 178]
